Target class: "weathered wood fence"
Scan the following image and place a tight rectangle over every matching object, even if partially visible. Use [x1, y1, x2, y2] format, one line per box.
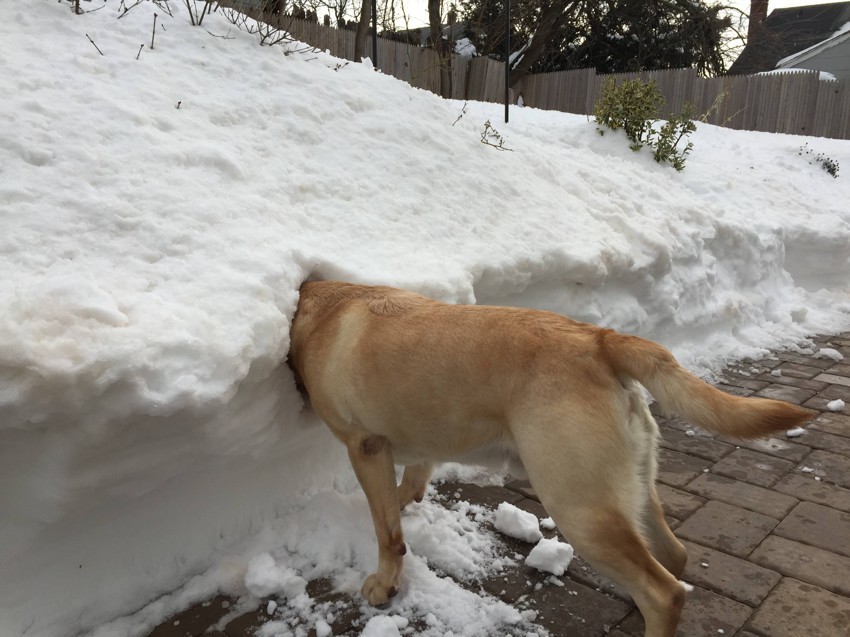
[226, 7, 850, 139]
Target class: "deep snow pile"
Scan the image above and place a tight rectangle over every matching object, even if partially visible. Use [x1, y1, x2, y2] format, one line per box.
[1, 2, 849, 636]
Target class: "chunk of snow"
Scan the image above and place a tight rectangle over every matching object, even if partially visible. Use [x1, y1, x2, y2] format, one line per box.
[815, 348, 844, 361]
[244, 553, 307, 599]
[361, 615, 401, 637]
[786, 427, 806, 437]
[771, 369, 782, 377]
[827, 399, 845, 412]
[494, 503, 543, 543]
[540, 517, 557, 531]
[315, 618, 332, 637]
[525, 538, 574, 576]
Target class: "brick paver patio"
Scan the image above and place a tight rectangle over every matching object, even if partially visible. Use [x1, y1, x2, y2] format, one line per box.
[147, 333, 850, 637]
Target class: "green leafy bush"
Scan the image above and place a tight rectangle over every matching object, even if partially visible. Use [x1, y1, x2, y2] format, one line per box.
[594, 77, 696, 171]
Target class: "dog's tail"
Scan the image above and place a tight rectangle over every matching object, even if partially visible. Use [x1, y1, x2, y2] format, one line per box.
[599, 330, 811, 439]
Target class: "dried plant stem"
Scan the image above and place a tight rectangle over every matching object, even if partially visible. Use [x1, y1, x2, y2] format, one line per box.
[86, 34, 104, 56]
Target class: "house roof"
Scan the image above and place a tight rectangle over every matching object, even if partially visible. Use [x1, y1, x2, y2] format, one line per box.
[728, 1, 850, 75]
[776, 20, 850, 67]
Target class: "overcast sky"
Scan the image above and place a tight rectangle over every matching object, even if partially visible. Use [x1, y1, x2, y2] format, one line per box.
[392, 0, 846, 31]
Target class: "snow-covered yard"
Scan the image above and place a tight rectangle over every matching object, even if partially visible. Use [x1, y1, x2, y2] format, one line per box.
[1, 2, 849, 636]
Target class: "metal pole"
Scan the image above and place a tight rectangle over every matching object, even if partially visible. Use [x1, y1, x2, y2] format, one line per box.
[504, 0, 510, 123]
[371, 0, 378, 69]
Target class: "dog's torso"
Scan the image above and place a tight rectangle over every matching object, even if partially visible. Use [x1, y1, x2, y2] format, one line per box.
[288, 281, 621, 466]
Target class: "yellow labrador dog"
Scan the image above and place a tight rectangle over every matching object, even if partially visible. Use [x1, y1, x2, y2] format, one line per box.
[288, 281, 810, 637]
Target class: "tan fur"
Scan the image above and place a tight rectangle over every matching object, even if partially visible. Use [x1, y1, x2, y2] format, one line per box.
[288, 281, 811, 637]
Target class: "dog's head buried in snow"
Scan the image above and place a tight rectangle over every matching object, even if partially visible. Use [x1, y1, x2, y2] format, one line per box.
[288, 280, 809, 637]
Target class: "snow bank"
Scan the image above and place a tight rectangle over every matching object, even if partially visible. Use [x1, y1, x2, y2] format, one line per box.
[1, 2, 849, 636]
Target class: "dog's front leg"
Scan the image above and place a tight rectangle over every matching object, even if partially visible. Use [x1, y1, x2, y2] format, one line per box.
[347, 434, 406, 606]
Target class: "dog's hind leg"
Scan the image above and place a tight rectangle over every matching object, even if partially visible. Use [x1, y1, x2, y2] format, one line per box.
[644, 487, 687, 578]
[345, 433, 407, 606]
[398, 462, 434, 510]
[633, 393, 687, 579]
[511, 404, 685, 637]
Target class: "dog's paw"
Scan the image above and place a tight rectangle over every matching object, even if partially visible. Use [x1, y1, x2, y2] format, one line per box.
[361, 573, 399, 606]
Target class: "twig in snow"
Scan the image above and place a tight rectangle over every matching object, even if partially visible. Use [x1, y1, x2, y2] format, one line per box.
[86, 34, 104, 56]
[176, 101, 182, 109]
[151, 13, 158, 49]
[118, 0, 143, 19]
[452, 101, 468, 127]
[205, 28, 235, 39]
[136, 43, 144, 59]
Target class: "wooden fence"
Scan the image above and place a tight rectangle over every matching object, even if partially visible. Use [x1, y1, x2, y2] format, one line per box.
[226, 8, 850, 140]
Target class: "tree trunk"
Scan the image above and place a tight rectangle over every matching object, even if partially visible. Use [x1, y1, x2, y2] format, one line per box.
[429, 0, 452, 98]
[508, 1, 576, 89]
[354, 0, 371, 62]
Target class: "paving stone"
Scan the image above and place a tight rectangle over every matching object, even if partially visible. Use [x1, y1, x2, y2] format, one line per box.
[720, 375, 770, 392]
[656, 484, 706, 520]
[223, 607, 268, 637]
[566, 553, 630, 601]
[755, 372, 829, 391]
[798, 449, 850, 489]
[146, 596, 235, 637]
[826, 363, 850, 376]
[802, 396, 850, 413]
[658, 427, 736, 462]
[819, 383, 850, 401]
[680, 540, 781, 606]
[794, 427, 850, 458]
[504, 479, 538, 502]
[776, 353, 836, 369]
[302, 583, 364, 637]
[754, 383, 817, 404]
[523, 577, 633, 637]
[807, 411, 850, 437]
[710, 448, 796, 488]
[803, 388, 850, 411]
[713, 435, 811, 463]
[745, 578, 850, 637]
[685, 473, 798, 519]
[656, 448, 713, 487]
[774, 361, 831, 379]
[716, 383, 756, 397]
[813, 372, 850, 388]
[614, 585, 753, 637]
[742, 356, 782, 370]
[749, 535, 850, 597]
[435, 482, 524, 508]
[674, 501, 778, 558]
[658, 416, 716, 437]
[773, 501, 850, 558]
[773, 473, 850, 514]
[480, 557, 549, 603]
